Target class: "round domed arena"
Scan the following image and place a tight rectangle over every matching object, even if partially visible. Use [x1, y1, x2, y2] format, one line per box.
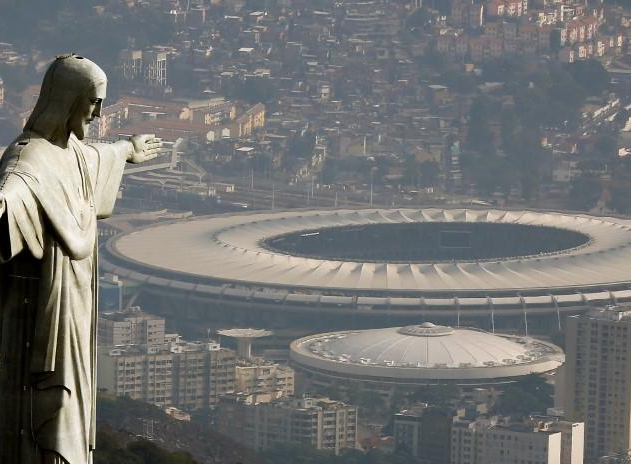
[289, 323, 564, 388]
[101, 208, 631, 333]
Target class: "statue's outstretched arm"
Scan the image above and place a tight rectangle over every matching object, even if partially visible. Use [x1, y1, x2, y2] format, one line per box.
[89, 135, 161, 166]
[84, 135, 161, 220]
[128, 134, 162, 164]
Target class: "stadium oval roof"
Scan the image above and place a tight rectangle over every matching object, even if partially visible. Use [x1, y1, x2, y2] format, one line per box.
[289, 324, 564, 381]
[107, 208, 631, 299]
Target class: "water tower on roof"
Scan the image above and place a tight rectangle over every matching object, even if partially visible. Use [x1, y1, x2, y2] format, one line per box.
[217, 328, 273, 359]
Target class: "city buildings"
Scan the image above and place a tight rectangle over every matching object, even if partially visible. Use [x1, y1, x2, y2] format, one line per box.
[98, 310, 294, 411]
[97, 338, 236, 410]
[235, 358, 295, 397]
[393, 404, 452, 463]
[120, 49, 169, 87]
[532, 418, 585, 464]
[215, 396, 358, 455]
[391, 405, 584, 464]
[451, 415, 583, 464]
[98, 306, 166, 347]
[564, 307, 631, 463]
[170, 339, 238, 410]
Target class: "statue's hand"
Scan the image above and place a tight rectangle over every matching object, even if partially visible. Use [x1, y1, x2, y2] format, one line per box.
[128, 134, 162, 164]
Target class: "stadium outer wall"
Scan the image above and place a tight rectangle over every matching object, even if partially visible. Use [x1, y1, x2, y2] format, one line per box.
[100, 208, 631, 335]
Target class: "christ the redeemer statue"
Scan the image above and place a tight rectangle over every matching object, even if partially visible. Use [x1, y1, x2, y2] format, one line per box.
[0, 54, 161, 463]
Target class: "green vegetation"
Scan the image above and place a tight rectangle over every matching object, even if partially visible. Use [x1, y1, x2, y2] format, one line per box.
[408, 384, 461, 407]
[95, 427, 198, 464]
[566, 60, 610, 97]
[96, 394, 263, 464]
[261, 444, 420, 464]
[224, 76, 280, 105]
[494, 374, 553, 419]
[568, 170, 603, 211]
[462, 59, 610, 200]
[607, 157, 631, 214]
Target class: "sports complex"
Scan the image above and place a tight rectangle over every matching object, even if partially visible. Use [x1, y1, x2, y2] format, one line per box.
[289, 322, 564, 388]
[101, 208, 631, 333]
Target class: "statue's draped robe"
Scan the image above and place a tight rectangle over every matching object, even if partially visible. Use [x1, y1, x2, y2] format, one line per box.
[0, 132, 127, 463]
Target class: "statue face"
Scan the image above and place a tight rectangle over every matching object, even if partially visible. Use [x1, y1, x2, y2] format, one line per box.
[68, 81, 106, 140]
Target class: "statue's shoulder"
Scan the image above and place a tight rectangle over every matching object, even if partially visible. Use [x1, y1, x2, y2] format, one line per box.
[0, 134, 57, 191]
[1, 133, 55, 169]
[2, 132, 51, 160]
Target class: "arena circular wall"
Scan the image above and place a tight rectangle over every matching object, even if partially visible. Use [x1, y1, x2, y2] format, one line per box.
[289, 322, 565, 387]
[101, 208, 631, 331]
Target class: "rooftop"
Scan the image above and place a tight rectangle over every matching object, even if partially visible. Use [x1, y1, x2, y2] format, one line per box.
[104, 209, 631, 310]
[290, 324, 564, 382]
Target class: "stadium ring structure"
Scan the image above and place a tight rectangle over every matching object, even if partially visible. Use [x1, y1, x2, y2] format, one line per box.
[289, 322, 565, 388]
[101, 208, 631, 333]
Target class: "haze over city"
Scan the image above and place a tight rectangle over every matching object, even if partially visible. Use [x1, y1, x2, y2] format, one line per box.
[1, 0, 631, 463]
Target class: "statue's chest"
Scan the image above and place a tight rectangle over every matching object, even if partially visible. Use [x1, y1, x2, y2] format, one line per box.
[51, 146, 95, 231]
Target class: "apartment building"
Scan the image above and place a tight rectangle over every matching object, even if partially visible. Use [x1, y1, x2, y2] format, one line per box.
[393, 404, 452, 463]
[171, 340, 237, 410]
[536, 419, 585, 464]
[98, 307, 166, 347]
[216, 396, 358, 455]
[97, 344, 174, 407]
[235, 103, 265, 137]
[120, 49, 169, 86]
[98, 339, 236, 411]
[235, 358, 295, 397]
[565, 307, 631, 463]
[451, 417, 564, 464]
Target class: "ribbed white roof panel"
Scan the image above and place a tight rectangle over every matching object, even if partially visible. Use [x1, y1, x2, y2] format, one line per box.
[111, 208, 631, 298]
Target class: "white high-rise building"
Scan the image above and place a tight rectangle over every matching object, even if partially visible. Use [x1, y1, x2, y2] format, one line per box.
[119, 49, 168, 86]
[451, 415, 583, 464]
[565, 307, 631, 463]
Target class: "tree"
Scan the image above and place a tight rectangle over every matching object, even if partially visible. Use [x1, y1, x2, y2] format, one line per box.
[94, 428, 142, 464]
[262, 444, 334, 464]
[429, 0, 451, 16]
[566, 60, 609, 96]
[406, 7, 432, 29]
[607, 157, 631, 214]
[466, 96, 495, 154]
[286, 129, 316, 160]
[614, 109, 630, 128]
[440, 70, 477, 94]
[568, 172, 602, 211]
[408, 384, 460, 406]
[550, 29, 562, 53]
[127, 441, 198, 464]
[495, 374, 553, 418]
[596, 134, 619, 160]
[419, 160, 440, 187]
[348, 388, 386, 418]
[262, 443, 422, 464]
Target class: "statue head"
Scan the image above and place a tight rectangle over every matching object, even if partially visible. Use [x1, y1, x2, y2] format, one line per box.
[24, 54, 107, 144]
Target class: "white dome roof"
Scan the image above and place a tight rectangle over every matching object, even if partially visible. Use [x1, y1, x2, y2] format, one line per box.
[290, 324, 564, 383]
